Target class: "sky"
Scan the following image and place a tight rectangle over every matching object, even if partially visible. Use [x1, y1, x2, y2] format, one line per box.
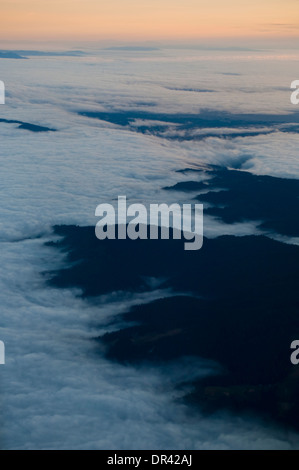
[1, 0, 299, 41]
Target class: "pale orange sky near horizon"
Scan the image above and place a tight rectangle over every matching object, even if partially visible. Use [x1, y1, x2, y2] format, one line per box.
[1, 0, 299, 41]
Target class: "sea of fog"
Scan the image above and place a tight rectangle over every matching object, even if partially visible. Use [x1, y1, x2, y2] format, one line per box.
[0, 45, 299, 449]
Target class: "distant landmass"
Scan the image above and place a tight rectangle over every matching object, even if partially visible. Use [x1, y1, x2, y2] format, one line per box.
[0, 118, 56, 133]
[13, 50, 86, 57]
[79, 108, 299, 141]
[0, 51, 26, 59]
[0, 50, 85, 59]
[105, 46, 159, 52]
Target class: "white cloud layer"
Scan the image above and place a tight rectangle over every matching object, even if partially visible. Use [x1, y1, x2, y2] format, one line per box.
[0, 46, 299, 449]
